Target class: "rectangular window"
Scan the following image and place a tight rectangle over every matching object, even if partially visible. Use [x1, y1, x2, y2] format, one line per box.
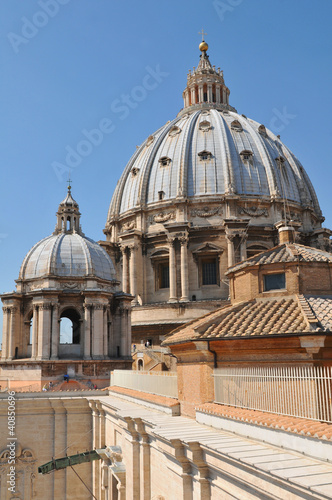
[202, 258, 217, 285]
[158, 263, 169, 289]
[264, 273, 285, 291]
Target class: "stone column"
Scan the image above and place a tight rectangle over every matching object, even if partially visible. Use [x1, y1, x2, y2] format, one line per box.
[31, 304, 39, 359]
[50, 303, 60, 359]
[83, 303, 91, 359]
[129, 244, 138, 304]
[207, 84, 213, 102]
[240, 233, 248, 262]
[223, 87, 226, 104]
[89, 401, 100, 498]
[92, 305, 104, 359]
[37, 303, 52, 360]
[216, 85, 221, 103]
[121, 246, 129, 293]
[226, 234, 235, 268]
[167, 236, 177, 303]
[103, 306, 108, 357]
[198, 84, 204, 102]
[191, 87, 196, 105]
[7, 306, 18, 360]
[51, 400, 67, 499]
[120, 306, 128, 357]
[179, 236, 189, 302]
[184, 90, 189, 107]
[1, 307, 10, 360]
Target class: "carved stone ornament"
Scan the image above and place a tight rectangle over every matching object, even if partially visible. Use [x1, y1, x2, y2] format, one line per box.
[121, 220, 136, 232]
[282, 211, 301, 223]
[152, 211, 175, 223]
[61, 282, 81, 289]
[168, 126, 181, 137]
[239, 206, 268, 218]
[199, 120, 212, 132]
[191, 206, 222, 218]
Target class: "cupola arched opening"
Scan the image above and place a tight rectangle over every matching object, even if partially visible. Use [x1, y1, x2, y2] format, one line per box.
[58, 308, 82, 360]
[60, 309, 81, 345]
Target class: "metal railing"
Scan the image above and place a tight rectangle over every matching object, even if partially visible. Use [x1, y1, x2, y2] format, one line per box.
[111, 370, 178, 399]
[214, 366, 332, 423]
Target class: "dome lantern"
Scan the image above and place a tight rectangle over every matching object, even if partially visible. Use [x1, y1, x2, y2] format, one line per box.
[182, 34, 232, 111]
[55, 182, 82, 234]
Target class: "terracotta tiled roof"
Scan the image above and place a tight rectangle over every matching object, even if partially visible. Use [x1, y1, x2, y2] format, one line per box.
[196, 403, 332, 441]
[306, 296, 332, 331]
[226, 243, 332, 274]
[163, 295, 332, 345]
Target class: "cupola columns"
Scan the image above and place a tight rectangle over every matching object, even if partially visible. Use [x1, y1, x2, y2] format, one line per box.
[180, 236, 189, 302]
[182, 39, 231, 111]
[168, 237, 177, 303]
[55, 184, 82, 235]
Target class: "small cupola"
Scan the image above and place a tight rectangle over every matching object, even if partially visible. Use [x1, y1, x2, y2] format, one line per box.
[54, 183, 82, 234]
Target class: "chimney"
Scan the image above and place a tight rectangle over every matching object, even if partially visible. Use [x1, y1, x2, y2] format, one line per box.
[278, 225, 295, 244]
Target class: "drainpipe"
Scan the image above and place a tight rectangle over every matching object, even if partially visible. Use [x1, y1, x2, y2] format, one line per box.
[207, 340, 217, 369]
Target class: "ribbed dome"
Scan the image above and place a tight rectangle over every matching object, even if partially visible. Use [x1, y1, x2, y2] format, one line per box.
[108, 109, 321, 219]
[19, 233, 116, 281]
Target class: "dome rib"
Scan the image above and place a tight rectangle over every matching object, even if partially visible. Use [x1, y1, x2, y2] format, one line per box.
[142, 118, 179, 206]
[244, 119, 280, 197]
[178, 112, 200, 198]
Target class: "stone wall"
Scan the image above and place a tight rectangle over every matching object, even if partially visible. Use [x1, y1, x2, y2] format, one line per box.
[0, 395, 93, 499]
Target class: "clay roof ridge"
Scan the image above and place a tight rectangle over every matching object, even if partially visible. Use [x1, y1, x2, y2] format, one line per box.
[297, 294, 320, 330]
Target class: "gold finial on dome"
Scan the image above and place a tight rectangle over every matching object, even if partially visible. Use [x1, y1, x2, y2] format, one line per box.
[198, 28, 208, 52]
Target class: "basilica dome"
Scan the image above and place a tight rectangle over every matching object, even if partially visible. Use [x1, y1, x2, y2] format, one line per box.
[108, 43, 321, 222]
[108, 109, 320, 218]
[19, 187, 116, 282]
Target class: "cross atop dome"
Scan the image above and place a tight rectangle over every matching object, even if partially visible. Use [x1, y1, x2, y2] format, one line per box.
[198, 28, 208, 52]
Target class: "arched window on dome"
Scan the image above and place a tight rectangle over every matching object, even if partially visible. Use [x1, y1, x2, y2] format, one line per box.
[258, 124, 267, 137]
[198, 150, 212, 161]
[138, 359, 144, 371]
[168, 126, 181, 137]
[240, 150, 253, 162]
[159, 156, 171, 167]
[199, 120, 211, 132]
[231, 120, 243, 132]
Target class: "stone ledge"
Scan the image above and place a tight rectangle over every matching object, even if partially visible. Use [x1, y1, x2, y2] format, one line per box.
[107, 386, 180, 415]
[196, 403, 332, 462]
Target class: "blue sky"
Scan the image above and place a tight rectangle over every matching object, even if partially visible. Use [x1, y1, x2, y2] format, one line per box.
[0, 0, 332, 342]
